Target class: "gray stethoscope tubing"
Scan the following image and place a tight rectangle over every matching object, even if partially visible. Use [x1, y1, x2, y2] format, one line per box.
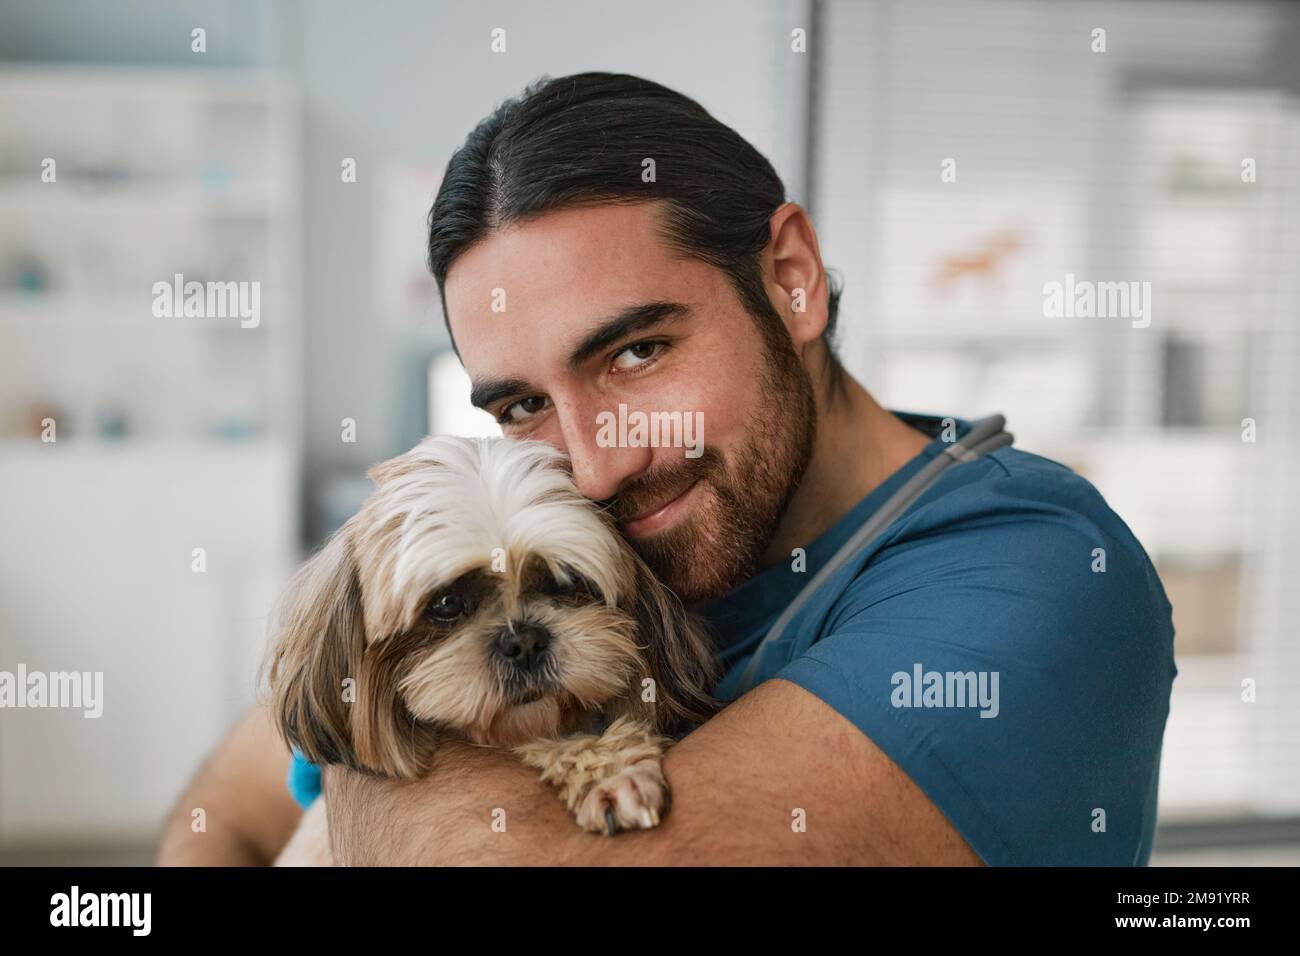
[735, 414, 1014, 693]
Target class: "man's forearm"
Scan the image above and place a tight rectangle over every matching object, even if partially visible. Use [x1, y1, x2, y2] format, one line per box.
[326, 737, 683, 866]
[156, 705, 303, 866]
[323, 680, 987, 867]
[327, 740, 580, 865]
[158, 784, 272, 866]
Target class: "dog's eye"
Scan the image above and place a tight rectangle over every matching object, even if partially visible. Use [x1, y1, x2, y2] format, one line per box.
[546, 573, 597, 600]
[425, 593, 467, 623]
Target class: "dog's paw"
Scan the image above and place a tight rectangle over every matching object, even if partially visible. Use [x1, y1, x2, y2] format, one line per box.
[574, 758, 668, 836]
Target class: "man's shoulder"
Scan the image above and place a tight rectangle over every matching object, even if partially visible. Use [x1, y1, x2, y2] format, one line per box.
[916, 444, 1115, 525]
[831, 442, 1173, 642]
[896, 445, 1158, 576]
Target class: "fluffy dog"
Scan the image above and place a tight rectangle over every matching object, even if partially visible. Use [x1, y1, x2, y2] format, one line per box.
[263, 435, 719, 865]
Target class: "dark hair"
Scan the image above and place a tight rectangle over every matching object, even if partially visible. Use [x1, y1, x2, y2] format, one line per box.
[426, 72, 845, 394]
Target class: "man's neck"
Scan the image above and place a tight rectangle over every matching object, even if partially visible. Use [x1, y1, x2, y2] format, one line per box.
[760, 372, 932, 569]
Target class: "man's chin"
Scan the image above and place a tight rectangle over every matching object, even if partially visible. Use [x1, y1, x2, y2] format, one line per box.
[637, 538, 754, 603]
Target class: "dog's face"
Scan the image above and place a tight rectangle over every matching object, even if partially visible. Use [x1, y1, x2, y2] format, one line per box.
[358, 437, 645, 749]
[265, 436, 717, 778]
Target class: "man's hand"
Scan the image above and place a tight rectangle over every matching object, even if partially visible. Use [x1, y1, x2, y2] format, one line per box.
[156, 704, 303, 865]
[326, 678, 985, 865]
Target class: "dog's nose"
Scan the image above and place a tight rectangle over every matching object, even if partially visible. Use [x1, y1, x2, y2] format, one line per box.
[495, 622, 551, 672]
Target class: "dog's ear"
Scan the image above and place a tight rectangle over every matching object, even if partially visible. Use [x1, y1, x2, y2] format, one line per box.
[349, 626, 439, 779]
[261, 521, 438, 779]
[625, 556, 720, 737]
[261, 526, 367, 771]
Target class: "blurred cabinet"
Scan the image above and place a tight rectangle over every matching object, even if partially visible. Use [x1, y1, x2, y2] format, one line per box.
[0, 443, 294, 842]
[0, 68, 301, 844]
[0, 66, 302, 446]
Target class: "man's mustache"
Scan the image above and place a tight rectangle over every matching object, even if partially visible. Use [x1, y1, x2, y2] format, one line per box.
[602, 447, 723, 524]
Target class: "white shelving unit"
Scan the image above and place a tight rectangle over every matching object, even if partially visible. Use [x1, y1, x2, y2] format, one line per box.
[0, 67, 302, 845]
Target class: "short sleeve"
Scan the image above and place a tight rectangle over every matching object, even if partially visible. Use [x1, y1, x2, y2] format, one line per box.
[773, 472, 1176, 866]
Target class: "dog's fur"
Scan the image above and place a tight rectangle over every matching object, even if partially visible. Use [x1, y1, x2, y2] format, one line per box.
[262, 436, 719, 864]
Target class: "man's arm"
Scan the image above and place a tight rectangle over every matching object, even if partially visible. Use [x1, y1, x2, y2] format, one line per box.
[326, 678, 985, 865]
[156, 704, 303, 865]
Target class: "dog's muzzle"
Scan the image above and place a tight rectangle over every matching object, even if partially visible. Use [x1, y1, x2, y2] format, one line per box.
[494, 621, 552, 675]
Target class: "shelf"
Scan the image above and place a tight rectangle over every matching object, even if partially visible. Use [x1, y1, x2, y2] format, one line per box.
[0, 437, 293, 461]
[0, 179, 291, 218]
[0, 293, 294, 332]
[0, 65, 298, 106]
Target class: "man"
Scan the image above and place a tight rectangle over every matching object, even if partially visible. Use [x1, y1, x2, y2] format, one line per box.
[159, 72, 1175, 866]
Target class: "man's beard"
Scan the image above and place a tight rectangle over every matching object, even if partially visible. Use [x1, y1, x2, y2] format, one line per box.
[609, 326, 818, 603]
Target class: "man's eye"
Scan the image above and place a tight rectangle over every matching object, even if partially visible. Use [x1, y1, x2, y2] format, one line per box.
[500, 395, 548, 424]
[611, 341, 664, 372]
[426, 592, 468, 622]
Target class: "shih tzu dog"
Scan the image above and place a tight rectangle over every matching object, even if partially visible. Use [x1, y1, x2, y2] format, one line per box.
[263, 435, 719, 865]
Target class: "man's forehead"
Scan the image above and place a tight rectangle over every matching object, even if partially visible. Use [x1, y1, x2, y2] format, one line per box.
[445, 206, 701, 371]
[445, 201, 674, 307]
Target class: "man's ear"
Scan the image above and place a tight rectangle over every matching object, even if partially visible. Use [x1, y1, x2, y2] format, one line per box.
[627, 555, 720, 737]
[261, 527, 366, 770]
[766, 201, 829, 349]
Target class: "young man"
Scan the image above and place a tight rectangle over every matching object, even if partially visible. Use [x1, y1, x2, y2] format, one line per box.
[159, 73, 1175, 866]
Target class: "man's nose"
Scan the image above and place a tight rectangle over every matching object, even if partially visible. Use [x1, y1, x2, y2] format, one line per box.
[553, 403, 652, 502]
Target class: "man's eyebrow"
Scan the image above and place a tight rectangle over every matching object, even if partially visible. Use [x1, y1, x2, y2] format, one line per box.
[567, 301, 691, 370]
[469, 376, 534, 411]
[468, 302, 690, 410]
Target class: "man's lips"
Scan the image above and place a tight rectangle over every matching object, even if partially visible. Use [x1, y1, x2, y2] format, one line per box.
[620, 481, 699, 537]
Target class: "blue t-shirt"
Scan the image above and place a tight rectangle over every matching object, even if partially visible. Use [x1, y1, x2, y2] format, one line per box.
[697, 412, 1176, 865]
[288, 412, 1176, 865]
